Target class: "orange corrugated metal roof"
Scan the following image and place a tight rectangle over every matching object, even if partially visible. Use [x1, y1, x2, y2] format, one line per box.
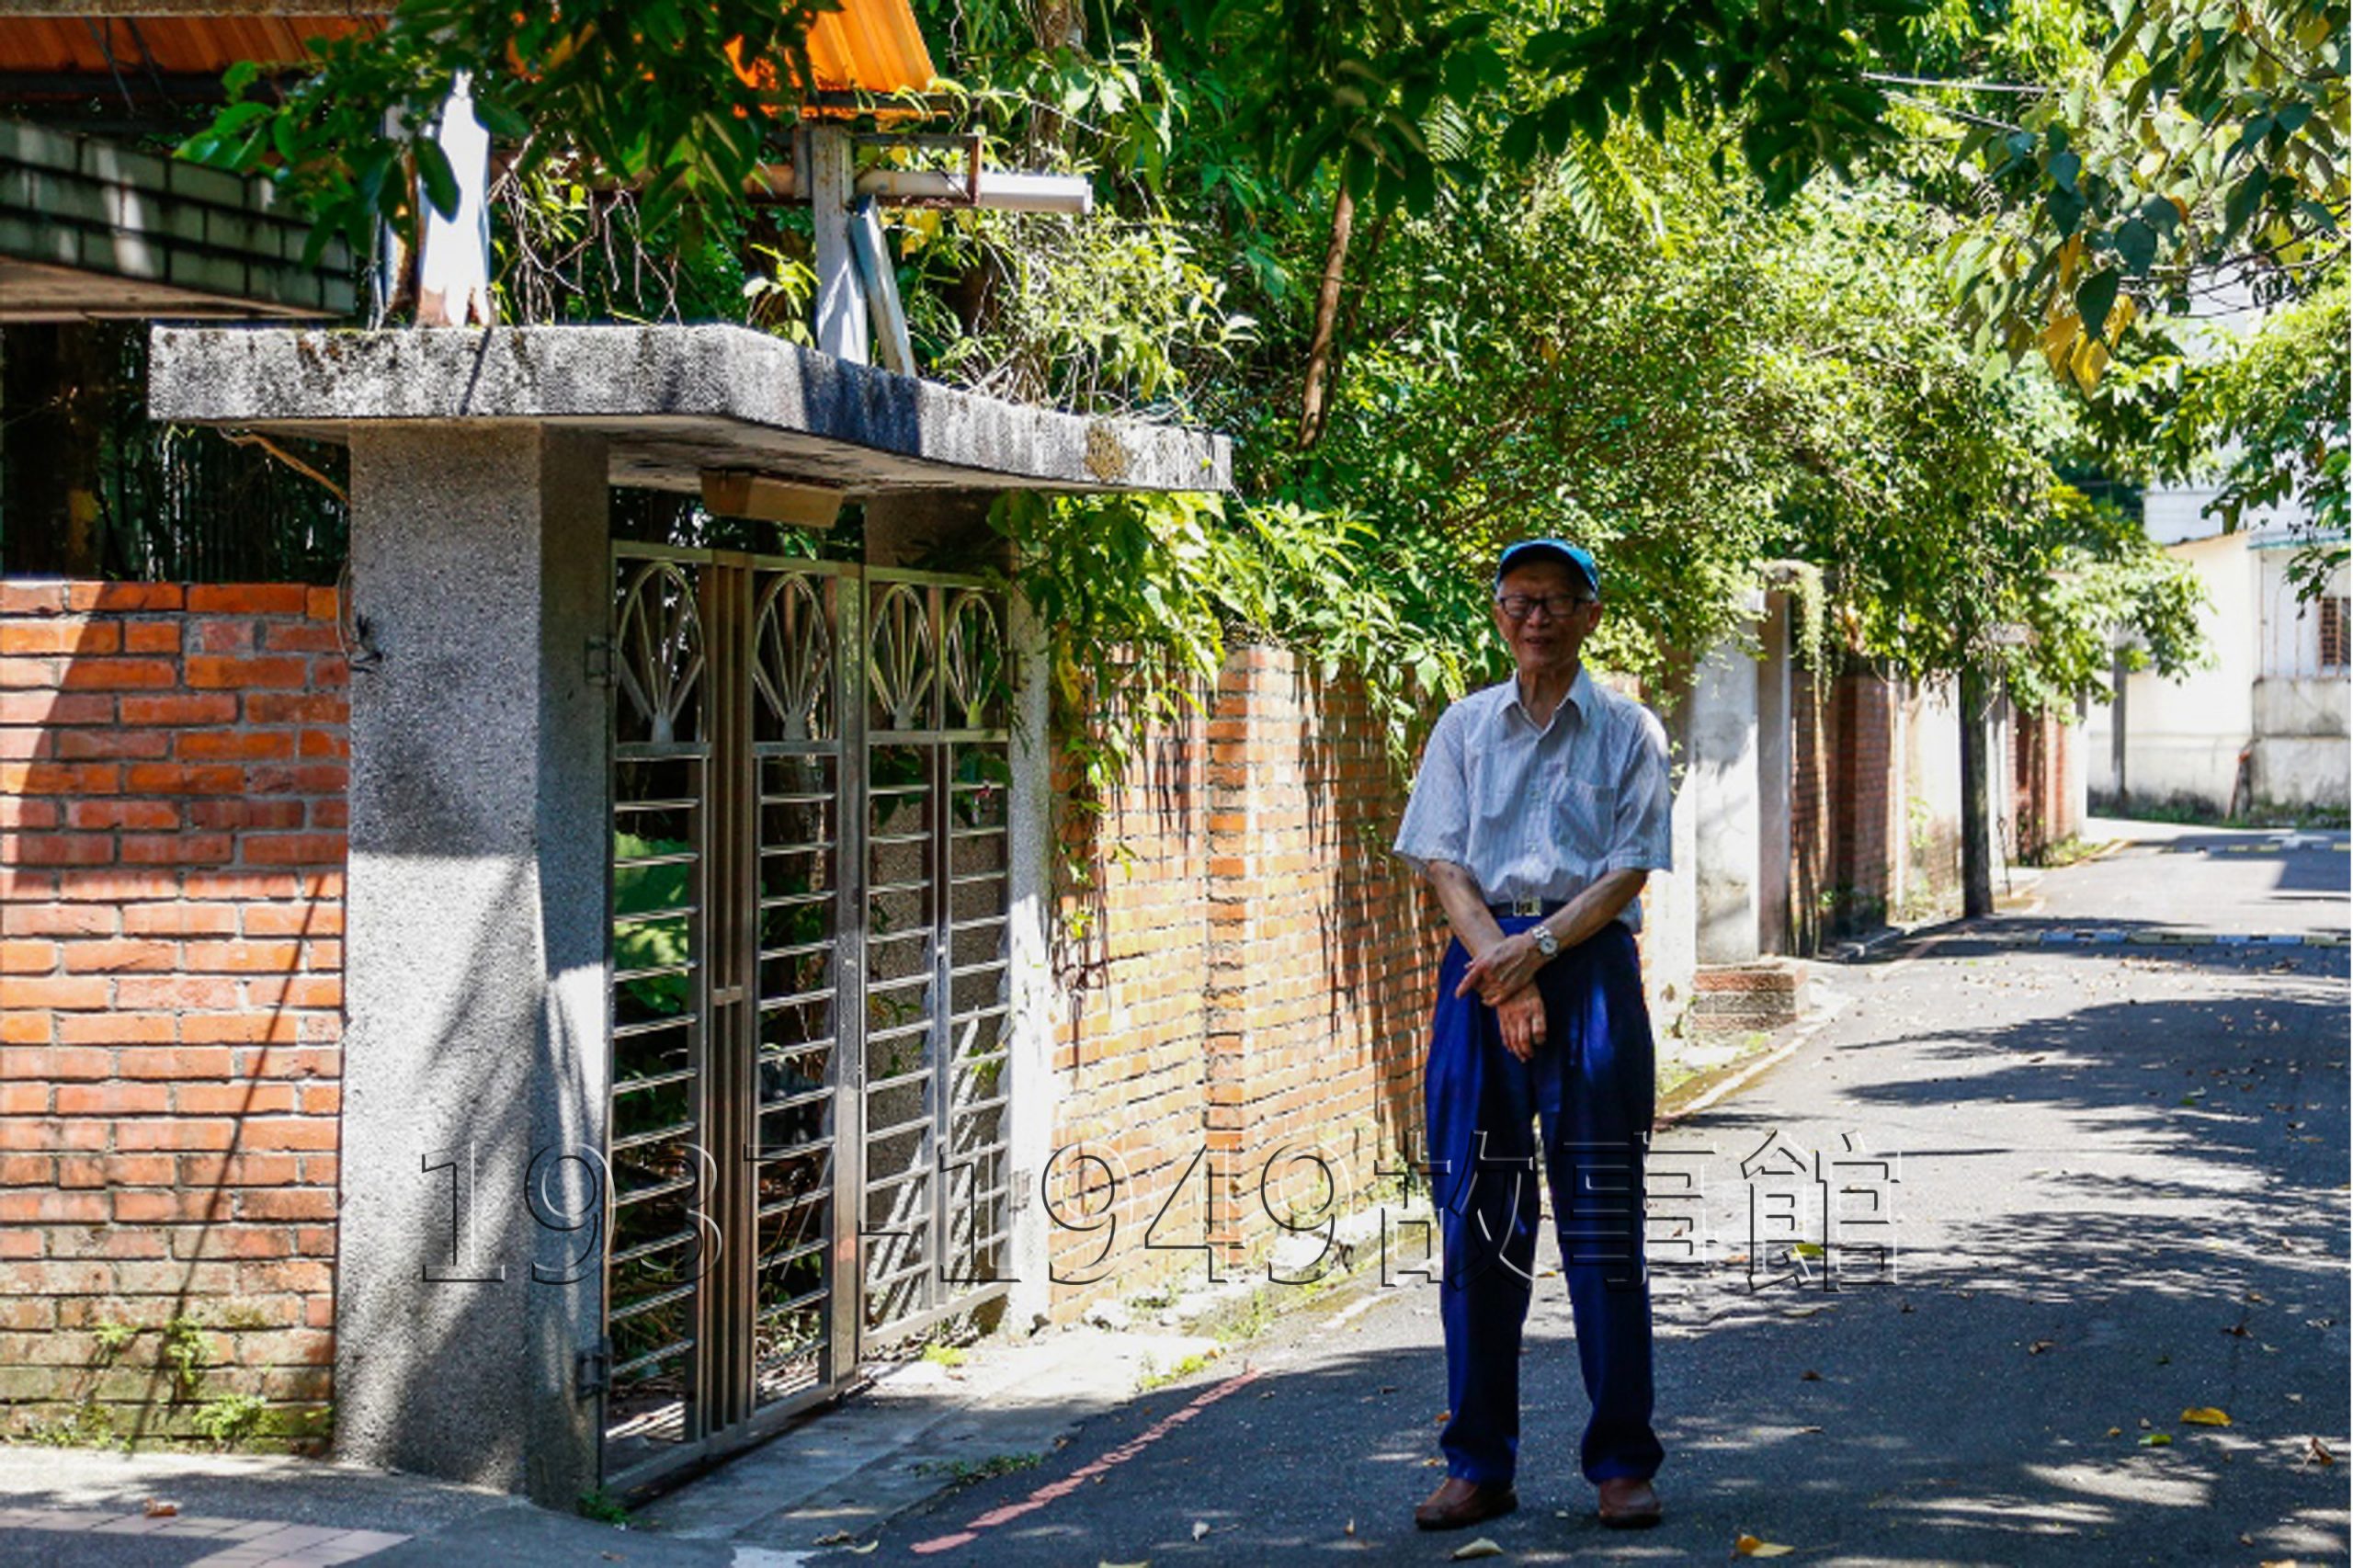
[0, 17, 371, 74]
[805, 0, 938, 95]
[731, 0, 939, 106]
[0, 5, 935, 97]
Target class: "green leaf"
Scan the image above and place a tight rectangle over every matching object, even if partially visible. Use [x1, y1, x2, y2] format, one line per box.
[2113, 219, 2158, 276]
[2047, 185, 2086, 237]
[472, 95, 531, 141]
[2075, 269, 2121, 342]
[209, 100, 273, 135]
[414, 136, 461, 221]
[1500, 109, 1542, 165]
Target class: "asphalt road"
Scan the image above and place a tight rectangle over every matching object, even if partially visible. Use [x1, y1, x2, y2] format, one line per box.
[784, 821, 2351, 1567]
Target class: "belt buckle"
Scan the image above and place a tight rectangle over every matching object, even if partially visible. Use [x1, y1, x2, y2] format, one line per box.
[1509, 897, 1543, 916]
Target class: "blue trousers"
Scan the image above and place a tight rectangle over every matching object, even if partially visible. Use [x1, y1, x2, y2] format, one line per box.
[1425, 917, 1664, 1486]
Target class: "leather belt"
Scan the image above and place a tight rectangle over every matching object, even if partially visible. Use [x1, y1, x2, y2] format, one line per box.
[1489, 898, 1561, 917]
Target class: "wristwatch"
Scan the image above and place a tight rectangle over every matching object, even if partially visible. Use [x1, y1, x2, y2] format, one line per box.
[1530, 923, 1560, 960]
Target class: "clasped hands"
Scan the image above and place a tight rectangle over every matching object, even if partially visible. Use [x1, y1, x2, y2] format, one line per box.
[1455, 929, 1552, 1062]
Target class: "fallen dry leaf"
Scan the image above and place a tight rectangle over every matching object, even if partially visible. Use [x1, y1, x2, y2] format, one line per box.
[2305, 1437, 2336, 1466]
[1800, 1369, 1823, 1381]
[2028, 1341, 2054, 1355]
[1734, 1534, 1795, 1557]
[813, 1531, 858, 1547]
[142, 1501, 177, 1518]
[1451, 1538, 1504, 1560]
[1344, 1519, 1355, 1537]
[2106, 1426, 2121, 1437]
[2181, 1407, 2231, 1426]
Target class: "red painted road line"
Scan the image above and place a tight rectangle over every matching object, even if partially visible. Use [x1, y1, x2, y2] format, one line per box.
[909, 1364, 1267, 1554]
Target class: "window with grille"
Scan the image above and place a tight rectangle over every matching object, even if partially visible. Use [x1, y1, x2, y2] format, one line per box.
[2322, 597, 2350, 672]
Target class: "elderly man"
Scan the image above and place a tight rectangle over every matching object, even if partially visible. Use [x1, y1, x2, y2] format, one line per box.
[1393, 538, 1673, 1533]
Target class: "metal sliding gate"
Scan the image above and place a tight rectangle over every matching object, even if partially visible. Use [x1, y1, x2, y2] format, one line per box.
[602, 543, 1016, 1491]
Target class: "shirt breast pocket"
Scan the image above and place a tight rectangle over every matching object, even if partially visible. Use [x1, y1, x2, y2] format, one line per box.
[1555, 778, 1612, 857]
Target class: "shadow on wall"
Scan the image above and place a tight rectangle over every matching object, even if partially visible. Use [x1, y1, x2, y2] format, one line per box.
[1288, 658, 1436, 1220]
[1038, 649, 1438, 1312]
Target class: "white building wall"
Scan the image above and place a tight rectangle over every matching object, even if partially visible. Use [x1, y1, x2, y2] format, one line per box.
[2081, 690, 2117, 798]
[1901, 678, 1968, 917]
[2249, 546, 2351, 807]
[2102, 531, 2262, 811]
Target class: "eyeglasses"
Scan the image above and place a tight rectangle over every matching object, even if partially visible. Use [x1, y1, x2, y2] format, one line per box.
[1495, 593, 1595, 622]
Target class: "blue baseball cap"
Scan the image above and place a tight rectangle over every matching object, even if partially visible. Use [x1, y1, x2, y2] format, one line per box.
[1495, 538, 1599, 596]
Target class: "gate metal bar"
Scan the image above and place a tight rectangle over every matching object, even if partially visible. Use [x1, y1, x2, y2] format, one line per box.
[860, 568, 1013, 1346]
[604, 544, 1007, 1494]
[606, 545, 714, 1485]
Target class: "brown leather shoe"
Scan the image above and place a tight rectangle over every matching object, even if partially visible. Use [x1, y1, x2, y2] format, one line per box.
[1597, 1476, 1662, 1528]
[1414, 1476, 1518, 1531]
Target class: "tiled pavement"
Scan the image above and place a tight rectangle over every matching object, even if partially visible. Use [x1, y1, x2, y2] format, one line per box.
[0, 1507, 405, 1567]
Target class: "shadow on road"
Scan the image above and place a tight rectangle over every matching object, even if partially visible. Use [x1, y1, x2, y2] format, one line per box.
[790, 933, 2349, 1567]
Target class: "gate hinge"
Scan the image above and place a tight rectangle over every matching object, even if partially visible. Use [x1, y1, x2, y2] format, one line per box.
[576, 1336, 612, 1400]
[585, 634, 614, 688]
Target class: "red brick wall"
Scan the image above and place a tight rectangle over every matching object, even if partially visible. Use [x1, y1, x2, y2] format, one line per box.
[0, 581, 346, 1448]
[1789, 669, 1912, 948]
[1830, 673, 1898, 923]
[1046, 645, 1438, 1315]
[1046, 672, 1218, 1312]
[2012, 710, 2079, 860]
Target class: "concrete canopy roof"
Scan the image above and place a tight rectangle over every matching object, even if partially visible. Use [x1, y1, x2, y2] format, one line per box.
[149, 324, 1233, 495]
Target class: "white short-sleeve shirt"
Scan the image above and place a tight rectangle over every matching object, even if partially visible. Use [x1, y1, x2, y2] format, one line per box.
[1392, 666, 1675, 929]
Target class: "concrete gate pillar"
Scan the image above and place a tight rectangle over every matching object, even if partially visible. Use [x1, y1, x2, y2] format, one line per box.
[1689, 632, 1763, 964]
[335, 424, 610, 1505]
[1756, 593, 1795, 955]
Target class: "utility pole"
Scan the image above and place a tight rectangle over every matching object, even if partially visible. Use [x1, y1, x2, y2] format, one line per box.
[1959, 664, 1994, 918]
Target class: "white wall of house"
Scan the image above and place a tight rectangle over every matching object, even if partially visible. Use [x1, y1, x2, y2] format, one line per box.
[2093, 529, 2263, 811]
[1900, 678, 1969, 915]
[2250, 544, 2350, 807]
[2086, 506, 2348, 812]
[1645, 688, 1701, 1046]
